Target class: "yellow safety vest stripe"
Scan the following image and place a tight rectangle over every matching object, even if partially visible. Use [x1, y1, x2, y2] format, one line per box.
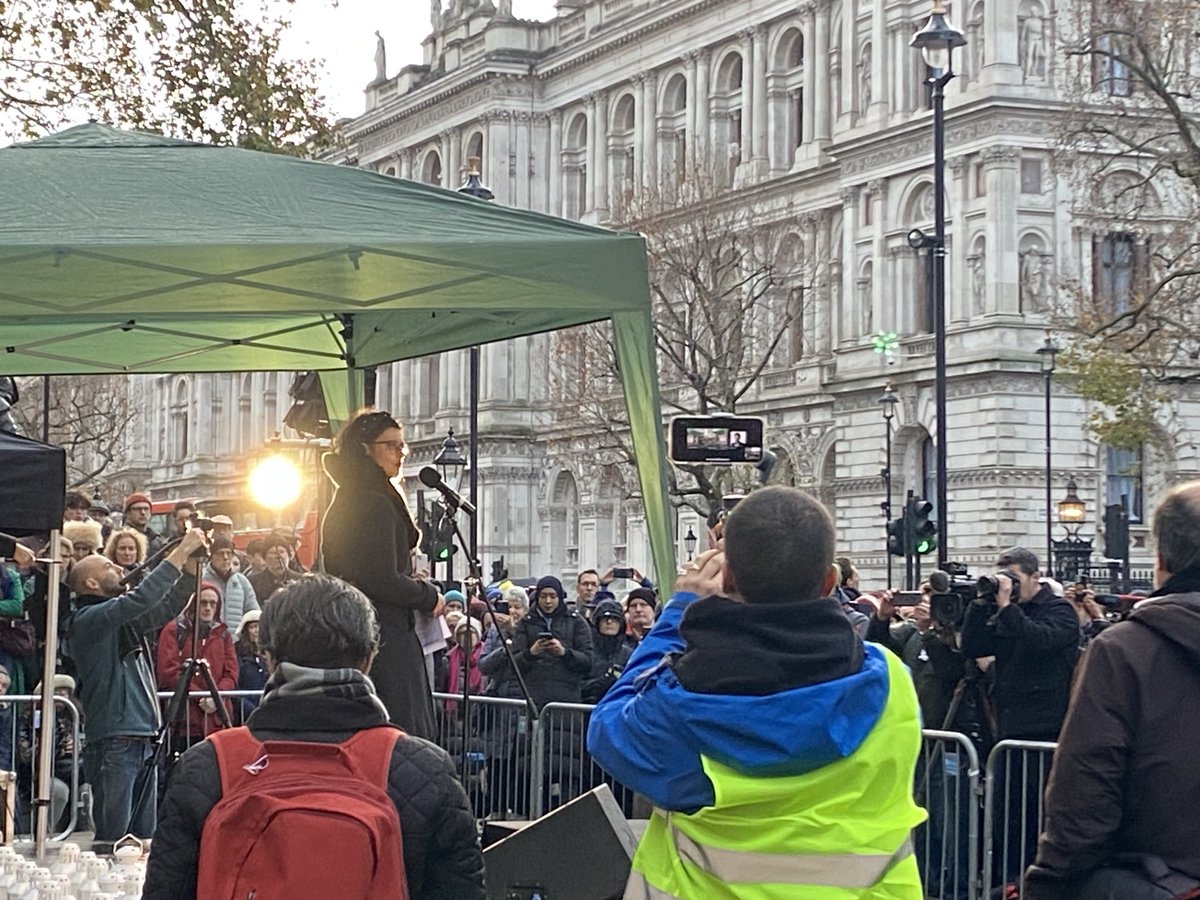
[628, 647, 925, 900]
[671, 827, 915, 889]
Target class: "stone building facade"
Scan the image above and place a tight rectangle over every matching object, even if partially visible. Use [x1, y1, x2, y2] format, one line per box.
[117, 0, 1199, 584]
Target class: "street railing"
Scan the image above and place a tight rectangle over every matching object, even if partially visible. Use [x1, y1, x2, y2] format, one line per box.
[982, 739, 1057, 899]
[15, 683, 1056, 899]
[0, 695, 83, 844]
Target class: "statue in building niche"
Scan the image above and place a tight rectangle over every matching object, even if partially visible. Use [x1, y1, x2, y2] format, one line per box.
[858, 44, 872, 112]
[970, 249, 987, 315]
[1019, 3, 1048, 82]
[1020, 249, 1050, 313]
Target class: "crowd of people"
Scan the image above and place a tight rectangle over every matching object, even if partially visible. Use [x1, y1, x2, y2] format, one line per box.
[0, 408, 1195, 899]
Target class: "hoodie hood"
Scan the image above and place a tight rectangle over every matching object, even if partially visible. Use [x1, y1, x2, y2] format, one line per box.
[1130, 593, 1200, 664]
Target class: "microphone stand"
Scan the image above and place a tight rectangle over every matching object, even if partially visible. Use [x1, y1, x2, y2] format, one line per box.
[443, 501, 539, 788]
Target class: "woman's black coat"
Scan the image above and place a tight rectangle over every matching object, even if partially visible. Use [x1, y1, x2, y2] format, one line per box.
[321, 453, 439, 739]
[510, 600, 594, 708]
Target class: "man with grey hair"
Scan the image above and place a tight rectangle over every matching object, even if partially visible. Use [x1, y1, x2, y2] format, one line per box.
[1026, 482, 1200, 899]
[144, 573, 485, 900]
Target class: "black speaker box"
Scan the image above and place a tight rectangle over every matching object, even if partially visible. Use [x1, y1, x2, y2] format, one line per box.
[483, 785, 639, 900]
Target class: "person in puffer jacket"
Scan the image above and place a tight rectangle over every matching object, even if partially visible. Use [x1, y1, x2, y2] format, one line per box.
[582, 598, 632, 704]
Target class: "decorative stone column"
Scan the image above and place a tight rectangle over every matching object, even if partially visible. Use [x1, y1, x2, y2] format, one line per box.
[694, 49, 710, 165]
[641, 71, 658, 189]
[594, 90, 609, 216]
[982, 145, 1022, 315]
[548, 110, 562, 216]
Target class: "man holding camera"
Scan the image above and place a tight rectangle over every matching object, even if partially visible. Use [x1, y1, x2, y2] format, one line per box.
[961, 548, 1079, 889]
[960, 548, 1079, 742]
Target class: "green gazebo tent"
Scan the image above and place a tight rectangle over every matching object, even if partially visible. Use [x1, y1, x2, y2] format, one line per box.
[0, 122, 675, 583]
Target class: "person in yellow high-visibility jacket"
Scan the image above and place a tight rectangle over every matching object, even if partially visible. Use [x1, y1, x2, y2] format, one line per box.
[588, 486, 926, 899]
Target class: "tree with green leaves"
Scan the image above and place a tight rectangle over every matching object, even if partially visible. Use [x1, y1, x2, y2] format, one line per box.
[1055, 0, 1200, 451]
[0, 0, 333, 151]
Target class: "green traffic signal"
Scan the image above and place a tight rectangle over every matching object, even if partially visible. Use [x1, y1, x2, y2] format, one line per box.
[909, 499, 937, 556]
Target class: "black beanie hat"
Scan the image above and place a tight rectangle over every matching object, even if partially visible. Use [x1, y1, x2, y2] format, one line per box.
[535, 575, 566, 600]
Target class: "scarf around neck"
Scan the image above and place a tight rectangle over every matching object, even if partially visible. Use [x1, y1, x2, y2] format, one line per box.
[258, 662, 389, 721]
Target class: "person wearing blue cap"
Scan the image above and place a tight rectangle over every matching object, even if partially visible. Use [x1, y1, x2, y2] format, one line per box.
[443, 590, 467, 615]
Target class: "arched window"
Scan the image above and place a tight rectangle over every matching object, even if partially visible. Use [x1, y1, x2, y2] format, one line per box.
[552, 471, 580, 568]
[465, 131, 484, 173]
[1106, 445, 1143, 524]
[563, 112, 588, 219]
[660, 73, 689, 179]
[238, 374, 252, 454]
[771, 28, 806, 167]
[611, 94, 637, 206]
[713, 53, 745, 182]
[421, 150, 442, 186]
[171, 378, 190, 461]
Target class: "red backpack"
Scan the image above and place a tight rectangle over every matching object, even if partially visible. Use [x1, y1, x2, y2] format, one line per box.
[196, 725, 408, 900]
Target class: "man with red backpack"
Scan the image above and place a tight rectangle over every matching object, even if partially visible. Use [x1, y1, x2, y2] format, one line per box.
[143, 573, 484, 900]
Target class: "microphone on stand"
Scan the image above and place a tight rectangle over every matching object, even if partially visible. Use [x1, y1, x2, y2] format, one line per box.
[418, 466, 477, 516]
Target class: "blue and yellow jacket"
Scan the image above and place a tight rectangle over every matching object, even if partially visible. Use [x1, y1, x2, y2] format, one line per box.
[587, 591, 926, 899]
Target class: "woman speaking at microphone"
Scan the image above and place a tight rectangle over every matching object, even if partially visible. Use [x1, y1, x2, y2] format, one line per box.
[321, 409, 445, 739]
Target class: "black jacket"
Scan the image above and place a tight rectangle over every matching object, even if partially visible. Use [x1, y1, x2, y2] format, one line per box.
[582, 631, 634, 704]
[961, 585, 1080, 740]
[511, 599, 594, 708]
[866, 615, 965, 732]
[321, 453, 439, 739]
[1025, 584, 1200, 899]
[143, 693, 485, 900]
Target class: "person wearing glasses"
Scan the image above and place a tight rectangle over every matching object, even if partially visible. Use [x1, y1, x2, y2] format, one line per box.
[321, 409, 446, 740]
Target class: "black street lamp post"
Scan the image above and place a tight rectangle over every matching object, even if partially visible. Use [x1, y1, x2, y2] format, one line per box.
[910, 2, 966, 570]
[1054, 477, 1092, 582]
[684, 526, 698, 561]
[458, 157, 494, 562]
[1037, 333, 1059, 570]
[880, 383, 899, 589]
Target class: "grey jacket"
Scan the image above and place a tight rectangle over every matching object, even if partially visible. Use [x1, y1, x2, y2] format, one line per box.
[201, 565, 259, 634]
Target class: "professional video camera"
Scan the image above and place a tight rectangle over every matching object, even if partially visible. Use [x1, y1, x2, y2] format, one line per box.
[928, 562, 980, 629]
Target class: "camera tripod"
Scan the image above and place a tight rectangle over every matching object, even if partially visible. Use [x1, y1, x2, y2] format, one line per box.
[128, 541, 230, 837]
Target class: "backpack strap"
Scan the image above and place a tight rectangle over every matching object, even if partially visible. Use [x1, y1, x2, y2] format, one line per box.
[208, 726, 269, 796]
[339, 726, 405, 788]
[209, 725, 404, 796]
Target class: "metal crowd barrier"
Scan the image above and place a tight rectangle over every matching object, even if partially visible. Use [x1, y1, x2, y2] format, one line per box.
[121, 686, 1053, 900]
[982, 739, 1057, 898]
[915, 729, 982, 900]
[0, 695, 83, 844]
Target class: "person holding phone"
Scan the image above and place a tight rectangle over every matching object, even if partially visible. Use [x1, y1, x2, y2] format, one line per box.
[511, 576, 593, 708]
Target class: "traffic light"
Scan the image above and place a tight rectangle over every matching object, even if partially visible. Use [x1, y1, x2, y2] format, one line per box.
[887, 517, 906, 557]
[909, 498, 937, 556]
[429, 501, 457, 562]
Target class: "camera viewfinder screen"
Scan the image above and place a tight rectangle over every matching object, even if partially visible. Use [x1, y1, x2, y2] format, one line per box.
[670, 416, 765, 464]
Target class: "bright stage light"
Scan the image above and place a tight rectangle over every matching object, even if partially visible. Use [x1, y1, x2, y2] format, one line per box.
[248, 455, 303, 510]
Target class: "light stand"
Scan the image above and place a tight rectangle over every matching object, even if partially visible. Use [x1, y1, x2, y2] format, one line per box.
[684, 526, 697, 561]
[1037, 334, 1059, 571]
[911, 2, 966, 571]
[880, 384, 899, 589]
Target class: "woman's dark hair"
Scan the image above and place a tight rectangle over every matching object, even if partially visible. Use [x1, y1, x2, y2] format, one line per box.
[334, 408, 401, 457]
[259, 574, 380, 669]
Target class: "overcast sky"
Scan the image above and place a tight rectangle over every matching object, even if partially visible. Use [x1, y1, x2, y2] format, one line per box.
[284, 0, 560, 120]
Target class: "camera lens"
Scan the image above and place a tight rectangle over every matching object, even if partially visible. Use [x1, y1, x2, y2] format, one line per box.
[975, 574, 999, 596]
